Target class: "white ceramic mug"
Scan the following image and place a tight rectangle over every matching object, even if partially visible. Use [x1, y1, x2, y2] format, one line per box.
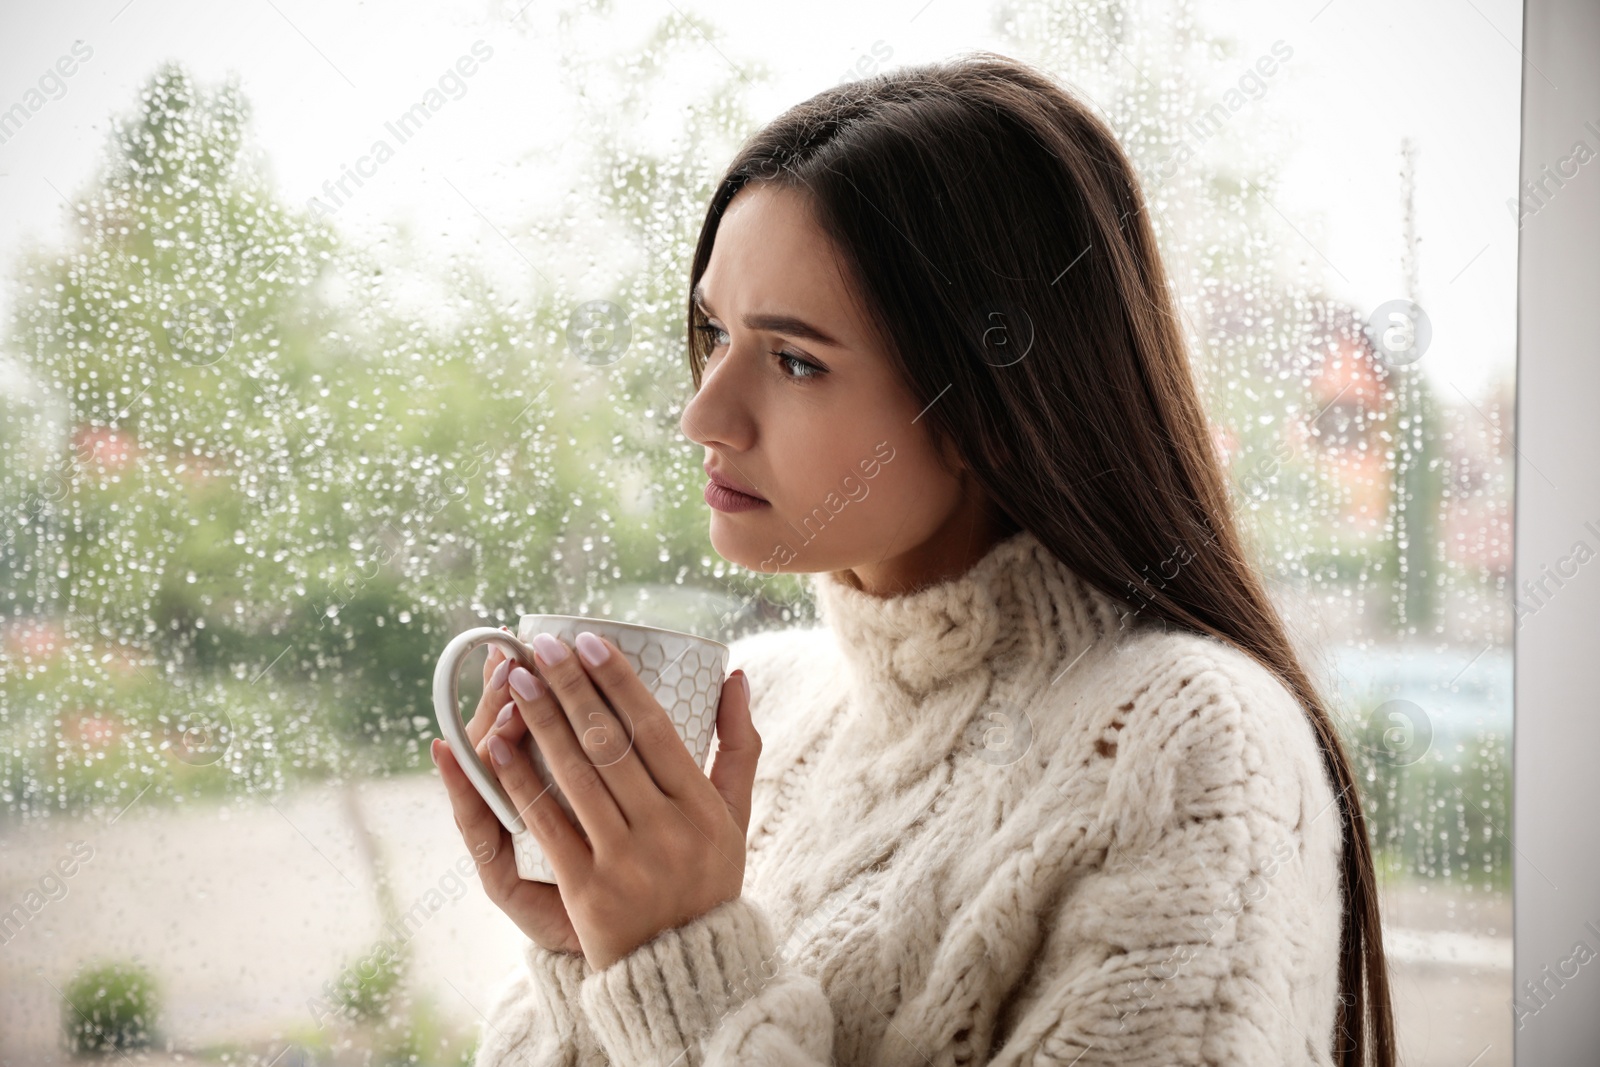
[432, 614, 730, 883]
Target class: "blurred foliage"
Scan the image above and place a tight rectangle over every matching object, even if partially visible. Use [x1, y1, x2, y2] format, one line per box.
[0, 56, 786, 820]
[207, 983, 478, 1066]
[0, 4, 1510, 917]
[60, 957, 163, 1055]
[325, 938, 408, 1027]
[1345, 713, 1512, 893]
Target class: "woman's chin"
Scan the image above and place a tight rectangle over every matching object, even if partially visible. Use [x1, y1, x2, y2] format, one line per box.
[707, 515, 771, 570]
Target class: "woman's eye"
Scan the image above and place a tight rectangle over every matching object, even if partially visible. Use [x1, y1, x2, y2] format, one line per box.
[694, 324, 824, 383]
[773, 351, 823, 381]
[696, 323, 730, 348]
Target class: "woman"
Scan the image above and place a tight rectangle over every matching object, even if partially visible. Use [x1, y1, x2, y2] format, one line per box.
[432, 50, 1395, 1066]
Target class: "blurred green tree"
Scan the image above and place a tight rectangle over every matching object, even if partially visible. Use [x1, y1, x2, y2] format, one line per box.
[1, 31, 787, 817]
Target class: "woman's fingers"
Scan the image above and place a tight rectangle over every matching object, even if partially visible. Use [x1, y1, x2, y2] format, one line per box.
[706, 670, 761, 835]
[440, 693, 538, 888]
[564, 632, 705, 800]
[476, 699, 526, 767]
[466, 628, 519, 746]
[505, 655, 633, 838]
[433, 738, 574, 947]
[485, 692, 599, 878]
[432, 737, 517, 887]
[521, 634, 661, 800]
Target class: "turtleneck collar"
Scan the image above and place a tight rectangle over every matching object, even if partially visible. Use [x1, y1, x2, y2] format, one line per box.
[806, 526, 1132, 721]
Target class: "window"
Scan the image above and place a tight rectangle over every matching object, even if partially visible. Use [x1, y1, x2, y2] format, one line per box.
[0, 2, 1519, 1064]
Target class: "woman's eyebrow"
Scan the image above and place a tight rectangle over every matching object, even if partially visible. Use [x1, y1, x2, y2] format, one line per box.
[692, 283, 844, 348]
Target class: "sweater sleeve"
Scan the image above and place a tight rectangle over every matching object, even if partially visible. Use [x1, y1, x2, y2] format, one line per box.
[470, 886, 835, 1067]
[985, 655, 1346, 1066]
[576, 894, 835, 1066]
[472, 939, 608, 1067]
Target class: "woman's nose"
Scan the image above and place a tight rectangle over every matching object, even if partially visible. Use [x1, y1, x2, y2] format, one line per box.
[681, 348, 754, 450]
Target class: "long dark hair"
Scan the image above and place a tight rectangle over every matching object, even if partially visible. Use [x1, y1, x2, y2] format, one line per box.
[683, 50, 1394, 1067]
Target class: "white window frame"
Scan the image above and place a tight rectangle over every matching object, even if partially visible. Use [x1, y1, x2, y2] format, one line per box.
[1512, 0, 1600, 1059]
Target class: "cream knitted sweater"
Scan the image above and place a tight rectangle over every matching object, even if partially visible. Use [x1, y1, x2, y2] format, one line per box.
[471, 527, 1344, 1066]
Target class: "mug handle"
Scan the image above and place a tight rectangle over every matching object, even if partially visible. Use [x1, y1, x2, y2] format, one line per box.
[431, 626, 553, 882]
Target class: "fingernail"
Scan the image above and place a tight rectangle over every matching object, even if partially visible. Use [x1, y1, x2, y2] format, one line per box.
[532, 632, 569, 665]
[489, 657, 510, 691]
[735, 668, 749, 703]
[430, 738, 440, 766]
[575, 632, 609, 666]
[509, 665, 543, 701]
[495, 700, 515, 727]
[488, 734, 511, 766]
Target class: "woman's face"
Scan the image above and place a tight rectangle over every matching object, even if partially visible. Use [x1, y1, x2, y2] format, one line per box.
[680, 181, 1002, 596]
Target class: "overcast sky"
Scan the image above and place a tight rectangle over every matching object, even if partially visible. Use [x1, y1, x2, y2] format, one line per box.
[0, 0, 1522, 395]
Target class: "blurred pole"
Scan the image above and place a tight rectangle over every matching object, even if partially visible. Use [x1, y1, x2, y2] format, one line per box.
[1392, 135, 1441, 637]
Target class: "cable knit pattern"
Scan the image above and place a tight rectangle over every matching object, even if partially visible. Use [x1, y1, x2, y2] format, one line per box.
[471, 527, 1345, 1066]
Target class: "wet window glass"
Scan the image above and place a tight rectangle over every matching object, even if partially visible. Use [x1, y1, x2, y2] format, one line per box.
[0, 2, 1518, 1064]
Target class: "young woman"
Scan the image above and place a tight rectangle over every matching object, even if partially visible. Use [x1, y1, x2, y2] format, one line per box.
[432, 50, 1395, 1067]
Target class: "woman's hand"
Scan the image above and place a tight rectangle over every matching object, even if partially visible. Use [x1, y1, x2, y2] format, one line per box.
[435, 628, 761, 973]
[432, 630, 582, 956]
[490, 629, 758, 971]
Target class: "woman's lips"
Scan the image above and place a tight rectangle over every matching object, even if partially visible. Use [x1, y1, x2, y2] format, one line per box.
[704, 479, 770, 512]
[703, 463, 769, 506]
